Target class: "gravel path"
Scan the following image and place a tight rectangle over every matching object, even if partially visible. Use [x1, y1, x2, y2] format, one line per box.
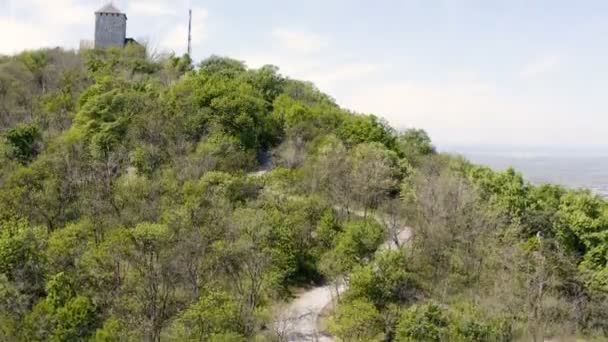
[276, 284, 345, 341]
[248, 169, 412, 341]
[277, 211, 412, 341]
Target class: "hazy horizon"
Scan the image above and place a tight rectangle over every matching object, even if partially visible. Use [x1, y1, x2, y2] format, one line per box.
[441, 143, 608, 156]
[446, 144, 608, 196]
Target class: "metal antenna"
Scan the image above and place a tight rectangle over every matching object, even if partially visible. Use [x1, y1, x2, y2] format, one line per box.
[187, 8, 193, 56]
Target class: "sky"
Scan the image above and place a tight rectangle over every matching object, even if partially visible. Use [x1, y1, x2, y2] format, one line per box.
[1, 0, 608, 148]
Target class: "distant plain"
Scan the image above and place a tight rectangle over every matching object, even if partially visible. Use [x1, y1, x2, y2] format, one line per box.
[446, 145, 608, 197]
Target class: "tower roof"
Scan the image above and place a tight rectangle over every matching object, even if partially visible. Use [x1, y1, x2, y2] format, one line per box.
[95, 3, 124, 15]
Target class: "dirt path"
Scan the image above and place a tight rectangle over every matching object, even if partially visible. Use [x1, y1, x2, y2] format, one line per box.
[277, 211, 412, 341]
[246, 169, 411, 341]
[276, 284, 345, 341]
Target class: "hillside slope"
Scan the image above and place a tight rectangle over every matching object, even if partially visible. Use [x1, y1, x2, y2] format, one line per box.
[0, 46, 607, 341]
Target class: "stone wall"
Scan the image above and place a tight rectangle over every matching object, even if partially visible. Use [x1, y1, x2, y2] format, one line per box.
[95, 13, 126, 49]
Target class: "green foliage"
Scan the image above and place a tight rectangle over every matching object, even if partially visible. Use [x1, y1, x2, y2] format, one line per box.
[45, 272, 74, 309]
[18, 50, 49, 92]
[22, 300, 55, 341]
[170, 290, 244, 340]
[347, 250, 422, 308]
[46, 220, 94, 274]
[393, 302, 510, 342]
[337, 219, 385, 262]
[52, 296, 98, 342]
[92, 317, 132, 341]
[2, 46, 608, 341]
[162, 54, 194, 81]
[555, 191, 607, 255]
[272, 94, 313, 131]
[74, 79, 156, 157]
[245, 65, 284, 104]
[329, 299, 383, 341]
[397, 128, 435, 164]
[22, 294, 98, 342]
[320, 218, 384, 281]
[199, 56, 247, 76]
[0, 219, 47, 304]
[337, 114, 396, 148]
[4, 123, 41, 163]
[167, 56, 282, 149]
[448, 303, 512, 342]
[314, 209, 341, 250]
[468, 165, 530, 221]
[84, 44, 158, 77]
[194, 133, 257, 173]
[395, 302, 449, 342]
[349, 142, 402, 208]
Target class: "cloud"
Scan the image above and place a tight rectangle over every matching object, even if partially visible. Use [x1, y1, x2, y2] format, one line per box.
[241, 52, 382, 97]
[0, 0, 91, 54]
[271, 28, 329, 54]
[0, 18, 54, 54]
[236, 27, 382, 96]
[519, 55, 562, 78]
[9, 0, 89, 26]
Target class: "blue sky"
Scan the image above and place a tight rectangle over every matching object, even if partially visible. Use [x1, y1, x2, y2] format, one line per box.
[2, 0, 608, 148]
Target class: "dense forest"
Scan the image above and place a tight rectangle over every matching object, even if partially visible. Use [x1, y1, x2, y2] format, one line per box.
[1, 45, 608, 341]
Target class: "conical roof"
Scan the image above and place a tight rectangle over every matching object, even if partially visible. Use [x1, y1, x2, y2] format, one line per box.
[96, 3, 124, 14]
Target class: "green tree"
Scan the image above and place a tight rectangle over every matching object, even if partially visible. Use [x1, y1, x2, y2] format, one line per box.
[46, 220, 94, 276]
[337, 114, 396, 149]
[329, 299, 383, 341]
[396, 128, 435, 165]
[395, 302, 449, 342]
[170, 290, 244, 340]
[52, 296, 98, 342]
[4, 123, 41, 163]
[19, 50, 49, 93]
[0, 219, 47, 309]
[127, 223, 180, 342]
[347, 250, 422, 308]
[320, 219, 384, 281]
[349, 142, 401, 212]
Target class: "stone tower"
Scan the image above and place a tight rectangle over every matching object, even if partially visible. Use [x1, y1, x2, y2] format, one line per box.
[94, 3, 127, 49]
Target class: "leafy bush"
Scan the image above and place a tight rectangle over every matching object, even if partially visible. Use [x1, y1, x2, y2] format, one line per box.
[329, 299, 383, 341]
[4, 123, 41, 163]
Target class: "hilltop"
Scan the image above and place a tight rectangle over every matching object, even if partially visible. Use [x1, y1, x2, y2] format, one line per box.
[0, 46, 608, 341]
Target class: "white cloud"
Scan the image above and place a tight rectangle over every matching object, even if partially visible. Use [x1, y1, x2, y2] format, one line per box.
[0, 0, 91, 54]
[271, 28, 329, 54]
[519, 55, 562, 78]
[0, 18, 55, 54]
[241, 51, 382, 96]
[237, 27, 382, 96]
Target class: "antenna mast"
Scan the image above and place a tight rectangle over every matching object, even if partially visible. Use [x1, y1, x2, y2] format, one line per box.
[187, 8, 193, 56]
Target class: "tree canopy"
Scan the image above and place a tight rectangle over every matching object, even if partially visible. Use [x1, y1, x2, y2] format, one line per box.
[0, 46, 606, 341]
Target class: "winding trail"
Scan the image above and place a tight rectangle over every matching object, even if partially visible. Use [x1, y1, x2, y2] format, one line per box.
[275, 284, 344, 342]
[277, 211, 412, 341]
[246, 168, 412, 341]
